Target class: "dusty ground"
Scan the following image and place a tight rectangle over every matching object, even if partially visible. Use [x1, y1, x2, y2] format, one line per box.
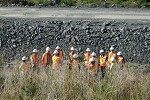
[0, 7, 150, 20]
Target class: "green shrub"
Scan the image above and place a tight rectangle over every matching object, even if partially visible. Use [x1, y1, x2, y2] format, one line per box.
[27, 0, 52, 5]
[22, 78, 38, 98]
[60, 0, 76, 6]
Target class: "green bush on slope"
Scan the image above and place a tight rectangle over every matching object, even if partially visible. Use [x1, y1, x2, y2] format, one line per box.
[25, 0, 150, 7]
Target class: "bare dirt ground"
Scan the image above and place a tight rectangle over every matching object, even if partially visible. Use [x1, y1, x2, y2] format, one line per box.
[0, 7, 150, 20]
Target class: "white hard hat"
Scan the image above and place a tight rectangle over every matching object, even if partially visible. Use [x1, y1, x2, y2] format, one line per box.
[70, 47, 75, 51]
[46, 47, 50, 51]
[22, 56, 28, 61]
[86, 48, 90, 52]
[110, 46, 114, 51]
[53, 50, 58, 54]
[91, 52, 96, 56]
[100, 49, 104, 53]
[56, 46, 60, 49]
[117, 51, 122, 56]
[110, 57, 116, 62]
[73, 54, 78, 58]
[33, 49, 38, 53]
[89, 57, 95, 62]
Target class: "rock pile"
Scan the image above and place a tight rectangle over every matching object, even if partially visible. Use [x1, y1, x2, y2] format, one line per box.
[0, 19, 150, 64]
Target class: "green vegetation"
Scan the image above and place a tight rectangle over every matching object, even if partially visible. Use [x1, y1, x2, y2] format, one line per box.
[0, 63, 150, 99]
[26, 0, 52, 5]
[25, 0, 150, 7]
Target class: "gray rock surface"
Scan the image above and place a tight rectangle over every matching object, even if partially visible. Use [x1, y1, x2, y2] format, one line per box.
[0, 19, 150, 64]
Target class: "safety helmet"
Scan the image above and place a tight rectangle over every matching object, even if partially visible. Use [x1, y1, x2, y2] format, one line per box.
[33, 49, 38, 53]
[53, 50, 58, 54]
[110, 46, 114, 51]
[91, 52, 96, 56]
[56, 46, 60, 49]
[117, 51, 122, 56]
[22, 56, 28, 61]
[100, 49, 104, 53]
[73, 54, 78, 58]
[89, 57, 95, 62]
[46, 47, 50, 51]
[70, 47, 75, 51]
[86, 48, 90, 52]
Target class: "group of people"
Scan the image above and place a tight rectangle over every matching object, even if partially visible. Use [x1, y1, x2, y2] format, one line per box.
[19, 45, 125, 78]
[19, 46, 63, 75]
[83, 46, 125, 78]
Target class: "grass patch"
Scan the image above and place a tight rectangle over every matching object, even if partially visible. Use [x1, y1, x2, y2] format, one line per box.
[0, 63, 150, 99]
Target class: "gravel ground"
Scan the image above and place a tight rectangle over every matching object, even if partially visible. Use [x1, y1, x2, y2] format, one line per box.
[0, 7, 150, 64]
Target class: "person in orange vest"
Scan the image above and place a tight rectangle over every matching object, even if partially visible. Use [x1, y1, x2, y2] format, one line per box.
[84, 48, 91, 69]
[108, 46, 116, 72]
[100, 50, 108, 79]
[56, 46, 63, 60]
[117, 51, 125, 64]
[117, 51, 125, 69]
[30, 49, 40, 74]
[88, 57, 97, 76]
[91, 52, 99, 72]
[69, 47, 75, 62]
[19, 56, 31, 76]
[72, 54, 80, 71]
[42, 47, 52, 69]
[68, 47, 76, 69]
[52, 50, 61, 70]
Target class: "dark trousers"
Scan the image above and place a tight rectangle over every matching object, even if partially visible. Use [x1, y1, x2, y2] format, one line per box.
[101, 66, 106, 78]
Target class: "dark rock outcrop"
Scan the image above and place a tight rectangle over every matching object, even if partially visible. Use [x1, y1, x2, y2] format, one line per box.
[0, 19, 150, 64]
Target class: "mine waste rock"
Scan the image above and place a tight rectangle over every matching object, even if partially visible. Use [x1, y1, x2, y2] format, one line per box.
[0, 19, 150, 64]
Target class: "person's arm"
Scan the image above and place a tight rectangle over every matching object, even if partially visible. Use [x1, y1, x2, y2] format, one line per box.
[68, 53, 72, 62]
[37, 56, 40, 66]
[123, 57, 125, 64]
[106, 56, 108, 61]
[50, 52, 53, 63]
[30, 55, 34, 67]
[108, 53, 111, 62]
[19, 63, 23, 71]
[42, 53, 45, 64]
[57, 57, 61, 64]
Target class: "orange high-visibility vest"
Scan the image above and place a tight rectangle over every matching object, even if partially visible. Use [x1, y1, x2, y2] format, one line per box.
[30, 54, 39, 67]
[52, 55, 61, 70]
[100, 55, 107, 67]
[89, 63, 97, 74]
[84, 53, 90, 67]
[52, 55, 60, 65]
[118, 56, 125, 64]
[42, 52, 52, 67]
[108, 52, 116, 64]
[58, 50, 63, 60]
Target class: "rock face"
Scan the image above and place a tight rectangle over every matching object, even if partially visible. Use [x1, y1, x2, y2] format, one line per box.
[0, 19, 150, 64]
